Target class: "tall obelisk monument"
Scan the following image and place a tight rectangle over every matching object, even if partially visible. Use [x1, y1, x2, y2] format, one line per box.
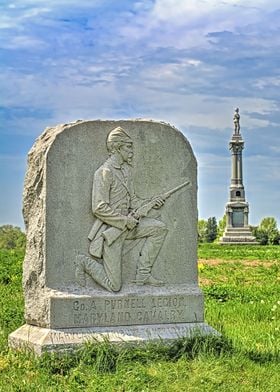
[220, 108, 258, 244]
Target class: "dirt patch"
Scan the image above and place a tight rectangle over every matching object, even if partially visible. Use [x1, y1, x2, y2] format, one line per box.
[199, 278, 214, 286]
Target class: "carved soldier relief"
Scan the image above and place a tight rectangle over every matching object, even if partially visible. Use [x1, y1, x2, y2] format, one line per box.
[75, 127, 190, 292]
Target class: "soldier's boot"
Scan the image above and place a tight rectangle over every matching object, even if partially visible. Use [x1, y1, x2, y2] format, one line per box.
[75, 254, 114, 292]
[134, 273, 164, 287]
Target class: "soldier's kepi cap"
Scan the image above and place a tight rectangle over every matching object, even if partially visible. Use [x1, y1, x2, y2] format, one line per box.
[106, 126, 132, 144]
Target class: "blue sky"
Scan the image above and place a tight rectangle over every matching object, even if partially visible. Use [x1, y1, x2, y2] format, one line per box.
[0, 0, 279, 229]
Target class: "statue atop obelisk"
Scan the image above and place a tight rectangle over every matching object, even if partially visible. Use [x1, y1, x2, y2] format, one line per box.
[233, 107, 240, 135]
[220, 108, 258, 244]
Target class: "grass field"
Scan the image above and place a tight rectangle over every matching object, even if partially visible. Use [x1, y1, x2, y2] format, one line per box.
[198, 243, 280, 261]
[0, 246, 279, 391]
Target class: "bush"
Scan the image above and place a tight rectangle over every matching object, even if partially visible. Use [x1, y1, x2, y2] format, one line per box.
[198, 219, 207, 243]
[0, 225, 26, 250]
[254, 217, 279, 245]
[216, 214, 226, 241]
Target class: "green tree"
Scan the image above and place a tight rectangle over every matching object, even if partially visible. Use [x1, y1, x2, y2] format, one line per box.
[205, 217, 218, 243]
[216, 214, 226, 241]
[0, 225, 26, 250]
[257, 217, 279, 245]
[255, 229, 269, 245]
[198, 219, 207, 243]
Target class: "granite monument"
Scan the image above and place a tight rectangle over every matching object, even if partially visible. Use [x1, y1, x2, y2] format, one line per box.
[9, 120, 217, 354]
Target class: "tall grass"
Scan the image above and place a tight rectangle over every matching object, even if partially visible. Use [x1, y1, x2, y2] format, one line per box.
[0, 246, 279, 391]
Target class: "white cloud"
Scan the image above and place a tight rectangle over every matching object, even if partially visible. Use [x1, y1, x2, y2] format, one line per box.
[0, 34, 47, 49]
[149, 0, 280, 22]
[255, 77, 280, 89]
[118, 76, 277, 130]
[270, 146, 280, 153]
[1, 60, 276, 135]
[119, 0, 280, 50]
[0, 1, 102, 30]
[0, 6, 50, 29]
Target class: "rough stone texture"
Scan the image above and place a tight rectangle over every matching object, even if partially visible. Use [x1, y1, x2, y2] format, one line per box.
[9, 119, 217, 352]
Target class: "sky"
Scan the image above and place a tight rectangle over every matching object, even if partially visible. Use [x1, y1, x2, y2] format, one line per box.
[0, 0, 279, 229]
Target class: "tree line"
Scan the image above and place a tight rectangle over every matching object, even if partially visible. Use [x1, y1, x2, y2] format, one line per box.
[0, 218, 279, 250]
[198, 216, 280, 245]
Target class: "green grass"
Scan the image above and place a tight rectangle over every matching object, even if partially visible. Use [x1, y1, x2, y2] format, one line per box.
[0, 246, 279, 391]
[198, 243, 280, 261]
[0, 249, 24, 352]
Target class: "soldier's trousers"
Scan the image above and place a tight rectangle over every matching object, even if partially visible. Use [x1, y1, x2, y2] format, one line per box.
[101, 217, 168, 291]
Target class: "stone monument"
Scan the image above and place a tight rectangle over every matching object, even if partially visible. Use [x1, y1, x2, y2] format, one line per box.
[220, 109, 258, 244]
[9, 120, 217, 354]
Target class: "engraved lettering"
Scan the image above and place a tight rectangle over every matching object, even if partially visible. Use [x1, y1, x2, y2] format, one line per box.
[105, 300, 110, 308]
[90, 301, 96, 310]
[152, 296, 184, 308]
[177, 309, 184, 318]
[96, 312, 104, 322]
[74, 314, 81, 324]
[124, 299, 130, 308]
[62, 294, 190, 327]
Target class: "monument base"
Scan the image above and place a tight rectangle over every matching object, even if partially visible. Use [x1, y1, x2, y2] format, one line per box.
[9, 323, 219, 355]
[220, 227, 258, 245]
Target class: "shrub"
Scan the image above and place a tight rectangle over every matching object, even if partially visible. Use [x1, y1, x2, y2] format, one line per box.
[0, 225, 26, 250]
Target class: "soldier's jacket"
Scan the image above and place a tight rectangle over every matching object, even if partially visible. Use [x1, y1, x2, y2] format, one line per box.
[88, 157, 147, 258]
